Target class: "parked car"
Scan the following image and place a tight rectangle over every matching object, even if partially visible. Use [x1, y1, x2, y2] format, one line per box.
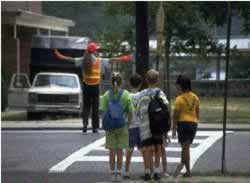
[8, 72, 82, 120]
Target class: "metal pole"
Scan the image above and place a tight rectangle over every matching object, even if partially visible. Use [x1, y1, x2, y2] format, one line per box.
[14, 24, 21, 85]
[222, 2, 232, 174]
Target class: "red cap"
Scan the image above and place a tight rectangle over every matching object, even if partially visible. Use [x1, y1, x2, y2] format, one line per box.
[87, 42, 99, 53]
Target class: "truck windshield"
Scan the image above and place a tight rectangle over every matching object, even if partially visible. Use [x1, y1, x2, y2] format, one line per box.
[34, 75, 78, 88]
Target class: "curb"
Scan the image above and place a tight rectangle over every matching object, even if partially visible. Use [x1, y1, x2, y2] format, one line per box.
[2, 127, 250, 131]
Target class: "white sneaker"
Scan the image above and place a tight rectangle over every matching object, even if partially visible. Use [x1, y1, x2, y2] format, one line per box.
[162, 172, 170, 178]
[116, 172, 122, 182]
[110, 173, 116, 182]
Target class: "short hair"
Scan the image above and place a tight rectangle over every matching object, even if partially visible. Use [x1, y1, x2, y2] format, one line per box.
[111, 72, 122, 86]
[176, 75, 192, 91]
[146, 69, 159, 85]
[129, 74, 143, 89]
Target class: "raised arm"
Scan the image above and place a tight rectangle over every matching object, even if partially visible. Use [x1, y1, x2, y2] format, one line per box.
[54, 49, 83, 64]
[108, 55, 132, 64]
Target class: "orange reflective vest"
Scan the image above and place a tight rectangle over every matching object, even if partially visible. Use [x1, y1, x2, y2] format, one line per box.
[82, 57, 101, 85]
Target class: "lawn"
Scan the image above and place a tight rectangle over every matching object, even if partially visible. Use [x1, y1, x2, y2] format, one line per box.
[171, 97, 250, 124]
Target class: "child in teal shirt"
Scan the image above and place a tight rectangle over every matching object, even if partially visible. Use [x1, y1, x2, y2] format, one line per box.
[99, 72, 133, 182]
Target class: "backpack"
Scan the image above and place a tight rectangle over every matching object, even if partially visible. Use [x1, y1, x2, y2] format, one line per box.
[148, 90, 171, 137]
[102, 89, 125, 131]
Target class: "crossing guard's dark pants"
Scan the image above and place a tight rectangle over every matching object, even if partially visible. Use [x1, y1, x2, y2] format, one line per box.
[82, 83, 99, 130]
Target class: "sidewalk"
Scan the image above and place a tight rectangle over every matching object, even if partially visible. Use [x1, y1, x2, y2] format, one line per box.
[2, 117, 250, 131]
[2, 110, 250, 131]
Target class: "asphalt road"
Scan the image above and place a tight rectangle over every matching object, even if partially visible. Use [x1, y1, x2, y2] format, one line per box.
[2, 130, 250, 183]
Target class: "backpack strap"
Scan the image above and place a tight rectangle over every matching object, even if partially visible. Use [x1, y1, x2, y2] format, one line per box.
[151, 90, 161, 98]
[109, 89, 123, 102]
[108, 89, 114, 102]
[117, 89, 123, 101]
[155, 90, 161, 98]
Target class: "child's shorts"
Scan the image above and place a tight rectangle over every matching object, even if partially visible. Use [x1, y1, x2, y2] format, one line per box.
[105, 127, 128, 149]
[177, 121, 197, 144]
[128, 127, 142, 149]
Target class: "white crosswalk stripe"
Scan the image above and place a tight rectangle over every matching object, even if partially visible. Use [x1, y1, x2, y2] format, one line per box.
[49, 130, 233, 173]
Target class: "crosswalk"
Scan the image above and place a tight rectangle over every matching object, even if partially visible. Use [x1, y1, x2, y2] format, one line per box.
[49, 131, 232, 173]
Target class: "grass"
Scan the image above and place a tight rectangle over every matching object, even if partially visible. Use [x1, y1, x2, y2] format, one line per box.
[2, 97, 249, 124]
[1, 111, 27, 121]
[170, 97, 250, 124]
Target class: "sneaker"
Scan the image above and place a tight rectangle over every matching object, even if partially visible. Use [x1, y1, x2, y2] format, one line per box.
[183, 172, 192, 178]
[110, 173, 116, 182]
[174, 163, 184, 177]
[116, 172, 122, 182]
[92, 129, 98, 133]
[143, 173, 151, 181]
[162, 172, 170, 178]
[123, 172, 130, 179]
[153, 173, 161, 181]
[82, 127, 87, 133]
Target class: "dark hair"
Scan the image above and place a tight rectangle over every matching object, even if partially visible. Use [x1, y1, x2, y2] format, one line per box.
[129, 74, 143, 89]
[111, 72, 122, 86]
[176, 75, 192, 91]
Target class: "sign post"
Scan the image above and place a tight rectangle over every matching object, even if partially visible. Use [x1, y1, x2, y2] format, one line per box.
[222, 2, 232, 174]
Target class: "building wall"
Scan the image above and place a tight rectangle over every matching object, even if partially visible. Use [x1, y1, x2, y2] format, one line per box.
[2, 1, 41, 13]
[2, 24, 35, 79]
[2, 2, 41, 79]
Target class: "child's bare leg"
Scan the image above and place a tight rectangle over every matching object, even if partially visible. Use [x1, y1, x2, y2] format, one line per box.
[109, 149, 116, 171]
[161, 143, 167, 173]
[150, 146, 154, 173]
[144, 146, 152, 172]
[182, 143, 191, 176]
[117, 149, 123, 171]
[125, 148, 133, 172]
[154, 145, 161, 171]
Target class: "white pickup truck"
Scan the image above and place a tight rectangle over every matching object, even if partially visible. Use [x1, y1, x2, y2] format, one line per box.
[8, 72, 82, 120]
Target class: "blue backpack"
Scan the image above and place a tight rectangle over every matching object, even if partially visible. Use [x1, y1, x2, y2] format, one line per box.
[102, 89, 125, 131]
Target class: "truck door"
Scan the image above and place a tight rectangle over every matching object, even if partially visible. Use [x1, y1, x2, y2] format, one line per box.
[8, 73, 31, 109]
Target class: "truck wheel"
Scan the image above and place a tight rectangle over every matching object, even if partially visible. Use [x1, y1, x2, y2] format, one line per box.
[27, 112, 42, 120]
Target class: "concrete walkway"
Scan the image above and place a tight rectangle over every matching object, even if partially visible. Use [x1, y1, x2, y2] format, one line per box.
[2, 118, 250, 131]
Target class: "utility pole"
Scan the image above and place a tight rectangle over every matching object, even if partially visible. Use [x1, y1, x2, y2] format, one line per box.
[136, 2, 149, 79]
[222, 2, 232, 174]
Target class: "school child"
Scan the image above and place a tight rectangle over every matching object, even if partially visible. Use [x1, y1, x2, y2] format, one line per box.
[124, 74, 143, 179]
[99, 72, 133, 182]
[172, 75, 200, 177]
[136, 69, 171, 181]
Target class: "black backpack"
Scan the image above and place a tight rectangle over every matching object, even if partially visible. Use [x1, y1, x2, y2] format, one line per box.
[148, 90, 171, 137]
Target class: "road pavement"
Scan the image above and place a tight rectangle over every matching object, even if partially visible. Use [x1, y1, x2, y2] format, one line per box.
[2, 129, 250, 183]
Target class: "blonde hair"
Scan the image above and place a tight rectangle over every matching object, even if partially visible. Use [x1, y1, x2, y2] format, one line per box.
[146, 69, 159, 85]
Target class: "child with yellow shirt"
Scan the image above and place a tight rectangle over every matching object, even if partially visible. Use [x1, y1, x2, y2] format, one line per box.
[172, 75, 200, 178]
